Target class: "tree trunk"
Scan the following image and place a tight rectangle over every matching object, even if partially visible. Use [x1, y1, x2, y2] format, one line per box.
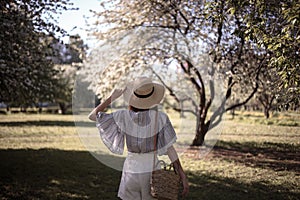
[264, 107, 270, 119]
[59, 102, 67, 114]
[231, 108, 235, 119]
[191, 121, 209, 146]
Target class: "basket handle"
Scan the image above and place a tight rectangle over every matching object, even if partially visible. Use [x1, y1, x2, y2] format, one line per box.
[155, 160, 178, 175]
[152, 111, 178, 174]
[152, 111, 159, 171]
[156, 160, 166, 170]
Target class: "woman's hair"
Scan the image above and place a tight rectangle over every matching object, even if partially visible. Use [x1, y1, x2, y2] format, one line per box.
[128, 105, 149, 112]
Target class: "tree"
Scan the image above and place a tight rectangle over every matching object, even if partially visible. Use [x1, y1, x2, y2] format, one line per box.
[255, 67, 280, 118]
[48, 34, 87, 114]
[0, 0, 74, 106]
[67, 34, 88, 63]
[85, 0, 294, 146]
[50, 34, 88, 64]
[226, 0, 300, 103]
[56, 35, 88, 114]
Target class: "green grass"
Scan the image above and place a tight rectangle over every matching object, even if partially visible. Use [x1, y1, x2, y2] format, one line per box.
[230, 110, 300, 127]
[0, 149, 121, 199]
[0, 113, 299, 199]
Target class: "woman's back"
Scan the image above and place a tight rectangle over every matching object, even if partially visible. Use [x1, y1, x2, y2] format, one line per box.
[96, 109, 177, 155]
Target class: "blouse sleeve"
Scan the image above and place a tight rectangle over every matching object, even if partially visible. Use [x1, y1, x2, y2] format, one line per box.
[157, 113, 177, 156]
[96, 111, 124, 155]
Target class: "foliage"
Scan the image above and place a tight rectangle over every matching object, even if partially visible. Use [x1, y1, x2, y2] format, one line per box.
[0, 0, 74, 105]
[226, 0, 300, 101]
[51, 35, 88, 114]
[84, 0, 273, 145]
[255, 63, 280, 118]
[59, 34, 88, 64]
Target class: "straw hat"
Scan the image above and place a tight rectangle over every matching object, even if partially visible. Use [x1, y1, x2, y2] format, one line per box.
[123, 77, 165, 109]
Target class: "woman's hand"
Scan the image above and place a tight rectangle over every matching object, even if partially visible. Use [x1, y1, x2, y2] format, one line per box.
[167, 147, 189, 198]
[88, 88, 125, 121]
[181, 174, 189, 197]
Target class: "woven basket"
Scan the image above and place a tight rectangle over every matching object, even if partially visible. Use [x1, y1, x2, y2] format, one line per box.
[151, 160, 180, 200]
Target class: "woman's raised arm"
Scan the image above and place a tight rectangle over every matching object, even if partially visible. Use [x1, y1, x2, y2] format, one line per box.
[88, 88, 125, 121]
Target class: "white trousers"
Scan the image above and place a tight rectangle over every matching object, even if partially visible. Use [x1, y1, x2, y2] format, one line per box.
[118, 152, 160, 200]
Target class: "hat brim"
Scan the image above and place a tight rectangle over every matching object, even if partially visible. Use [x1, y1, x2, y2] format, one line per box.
[124, 82, 165, 109]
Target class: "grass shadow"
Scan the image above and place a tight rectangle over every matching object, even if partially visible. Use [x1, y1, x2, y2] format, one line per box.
[0, 148, 122, 200]
[1, 148, 299, 200]
[187, 171, 300, 200]
[213, 141, 300, 173]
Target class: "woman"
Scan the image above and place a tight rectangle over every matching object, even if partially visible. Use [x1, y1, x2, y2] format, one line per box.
[88, 77, 189, 200]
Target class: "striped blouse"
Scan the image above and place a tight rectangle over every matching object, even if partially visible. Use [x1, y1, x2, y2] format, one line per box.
[96, 110, 177, 155]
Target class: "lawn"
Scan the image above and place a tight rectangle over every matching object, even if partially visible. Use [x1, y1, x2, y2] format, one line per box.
[0, 112, 299, 200]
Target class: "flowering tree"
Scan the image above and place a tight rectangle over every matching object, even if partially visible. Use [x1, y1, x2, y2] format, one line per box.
[84, 0, 295, 146]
